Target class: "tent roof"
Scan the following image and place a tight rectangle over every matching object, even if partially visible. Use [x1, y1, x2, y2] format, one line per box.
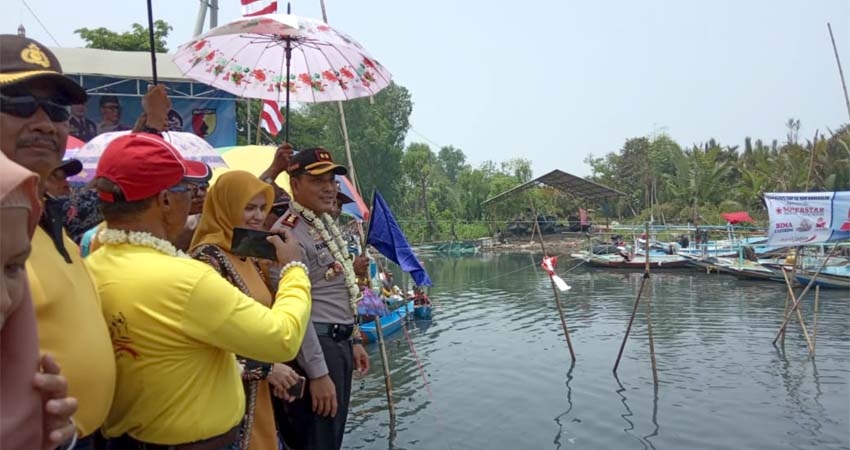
[51, 47, 190, 82]
[482, 169, 625, 206]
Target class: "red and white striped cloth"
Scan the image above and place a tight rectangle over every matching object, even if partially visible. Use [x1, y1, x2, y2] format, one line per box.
[241, 0, 278, 17]
[241, 0, 285, 136]
[259, 100, 284, 136]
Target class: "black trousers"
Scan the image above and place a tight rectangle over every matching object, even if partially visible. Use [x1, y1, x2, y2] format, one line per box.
[275, 336, 353, 450]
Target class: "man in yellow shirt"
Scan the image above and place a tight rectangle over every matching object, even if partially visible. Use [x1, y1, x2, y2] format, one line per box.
[85, 133, 312, 449]
[0, 34, 115, 448]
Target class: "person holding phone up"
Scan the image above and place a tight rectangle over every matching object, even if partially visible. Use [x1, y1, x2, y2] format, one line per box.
[85, 134, 312, 449]
[189, 170, 304, 450]
[272, 148, 370, 450]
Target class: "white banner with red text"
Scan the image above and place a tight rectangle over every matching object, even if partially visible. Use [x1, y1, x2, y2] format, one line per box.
[764, 191, 850, 246]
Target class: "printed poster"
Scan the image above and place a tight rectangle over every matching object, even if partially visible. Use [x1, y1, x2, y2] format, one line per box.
[764, 192, 850, 246]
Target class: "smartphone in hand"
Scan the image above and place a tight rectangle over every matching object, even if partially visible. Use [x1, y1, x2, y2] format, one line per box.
[231, 227, 280, 260]
[287, 376, 306, 399]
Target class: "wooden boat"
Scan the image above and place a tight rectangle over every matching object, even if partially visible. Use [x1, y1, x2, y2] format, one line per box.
[795, 266, 850, 289]
[359, 300, 414, 343]
[413, 304, 433, 320]
[680, 254, 784, 281]
[583, 252, 690, 269]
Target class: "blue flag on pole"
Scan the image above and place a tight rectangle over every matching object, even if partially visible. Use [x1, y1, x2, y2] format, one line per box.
[367, 191, 432, 286]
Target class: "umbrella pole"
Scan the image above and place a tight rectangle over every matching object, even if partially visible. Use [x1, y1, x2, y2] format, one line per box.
[146, 0, 158, 84]
[528, 196, 576, 362]
[284, 37, 292, 143]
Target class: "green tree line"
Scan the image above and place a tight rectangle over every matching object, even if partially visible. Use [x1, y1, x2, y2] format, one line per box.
[585, 120, 850, 226]
[77, 22, 850, 242]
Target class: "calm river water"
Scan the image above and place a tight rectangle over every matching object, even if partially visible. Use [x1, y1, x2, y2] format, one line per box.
[345, 253, 850, 450]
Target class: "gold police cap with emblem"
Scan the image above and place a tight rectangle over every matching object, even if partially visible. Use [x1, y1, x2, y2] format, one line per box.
[0, 34, 87, 103]
[286, 147, 348, 176]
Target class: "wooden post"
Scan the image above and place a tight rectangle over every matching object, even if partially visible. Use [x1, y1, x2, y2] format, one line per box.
[363, 247, 397, 422]
[528, 196, 576, 362]
[318, 0, 360, 191]
[813, 286, 820, 357]
[780, 291, 790, 348]
[613, 273, 648, 373]
[318, 0, 394, 423]
[773, 245, 838, 344]
[373, 314, 396, 423]
[644, 223, 659, 385]
[828, 23, 850, 121]
[778, 268, 815, 356]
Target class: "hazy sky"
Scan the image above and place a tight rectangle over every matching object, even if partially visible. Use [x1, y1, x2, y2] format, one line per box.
[4, 0, 849, 177]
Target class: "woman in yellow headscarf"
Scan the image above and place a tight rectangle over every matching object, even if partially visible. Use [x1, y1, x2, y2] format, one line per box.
[190, 170, 300, 450]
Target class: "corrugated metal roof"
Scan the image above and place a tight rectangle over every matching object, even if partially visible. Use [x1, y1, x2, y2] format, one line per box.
[482, 169, 625, 205]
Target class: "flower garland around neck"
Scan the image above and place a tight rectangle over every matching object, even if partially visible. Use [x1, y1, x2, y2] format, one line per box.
[290, 200, 362, 314]
[98, 228, 188, 258]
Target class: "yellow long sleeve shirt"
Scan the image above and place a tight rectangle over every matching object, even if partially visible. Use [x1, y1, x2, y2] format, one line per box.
[27, 228, 115, 437]
[86, 243, 311, 445]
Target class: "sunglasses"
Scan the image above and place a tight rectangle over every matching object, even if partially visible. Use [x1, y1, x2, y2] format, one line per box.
[0, 95, 71, 122]
[167, 185, 191, 194]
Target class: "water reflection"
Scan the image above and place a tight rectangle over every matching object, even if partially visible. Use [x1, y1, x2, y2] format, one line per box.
[347, 253, 849, 450]
[553, 362, 575, 450]
[613, 375, 660, 450]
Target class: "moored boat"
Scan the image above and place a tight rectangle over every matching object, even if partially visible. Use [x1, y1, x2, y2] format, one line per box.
[359, 301, 414, 343]
[795, 266, 850, 289]
[584, 252, 690, 269]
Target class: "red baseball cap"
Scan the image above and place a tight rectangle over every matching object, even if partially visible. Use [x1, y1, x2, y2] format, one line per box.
[95, 133, 211, 202]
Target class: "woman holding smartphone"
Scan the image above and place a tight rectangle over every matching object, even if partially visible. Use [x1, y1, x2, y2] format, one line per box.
[190, 170, 301, 450]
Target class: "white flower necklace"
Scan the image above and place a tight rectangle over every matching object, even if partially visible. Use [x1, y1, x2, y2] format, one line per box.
[99, 228, 188, 258]
[290, 200, 362, 316]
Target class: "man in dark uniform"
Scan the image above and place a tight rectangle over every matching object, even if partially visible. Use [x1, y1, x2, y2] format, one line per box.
[273, 148, 370, 450]
[69, 103, 96, 142]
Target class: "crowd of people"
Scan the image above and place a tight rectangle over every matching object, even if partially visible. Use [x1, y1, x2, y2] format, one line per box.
[1, 34, 372, 450]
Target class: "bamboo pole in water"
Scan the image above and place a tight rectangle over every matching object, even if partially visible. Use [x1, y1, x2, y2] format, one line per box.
[644, 224, 659, 385]
[528, 196, 576, 362]
[813, 286, 820, 357]
[778, 268, 815, 356]
[780, 291, 790, 348]
[773, 245, 838, 346]
[779, 247, 802, 345]
[363, 247, 397, 423]
[613, 223, 658, 384]
[317, 0, 394, 423]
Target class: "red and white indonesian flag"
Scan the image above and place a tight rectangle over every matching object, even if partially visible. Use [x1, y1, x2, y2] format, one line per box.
[541, 256, 571, 292]
[260, 100, 284, 136]
[240, 0, 285, 136]
[764, 191, 850, 246]
[241, 0, 278, 17]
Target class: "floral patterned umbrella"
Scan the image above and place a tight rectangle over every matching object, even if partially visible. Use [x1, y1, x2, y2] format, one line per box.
[172, 13, 392, 140]
[69, 131, 228, 183]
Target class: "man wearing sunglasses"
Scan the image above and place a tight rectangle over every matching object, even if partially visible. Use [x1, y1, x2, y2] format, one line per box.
[0, 34, 116, 449]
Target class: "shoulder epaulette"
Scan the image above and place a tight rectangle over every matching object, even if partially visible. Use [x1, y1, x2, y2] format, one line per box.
[281, 213, 299, 228]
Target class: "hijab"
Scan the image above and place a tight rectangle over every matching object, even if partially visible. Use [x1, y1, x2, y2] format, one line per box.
[190, 170, 274, 253]
[0, 150, 44, 449]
